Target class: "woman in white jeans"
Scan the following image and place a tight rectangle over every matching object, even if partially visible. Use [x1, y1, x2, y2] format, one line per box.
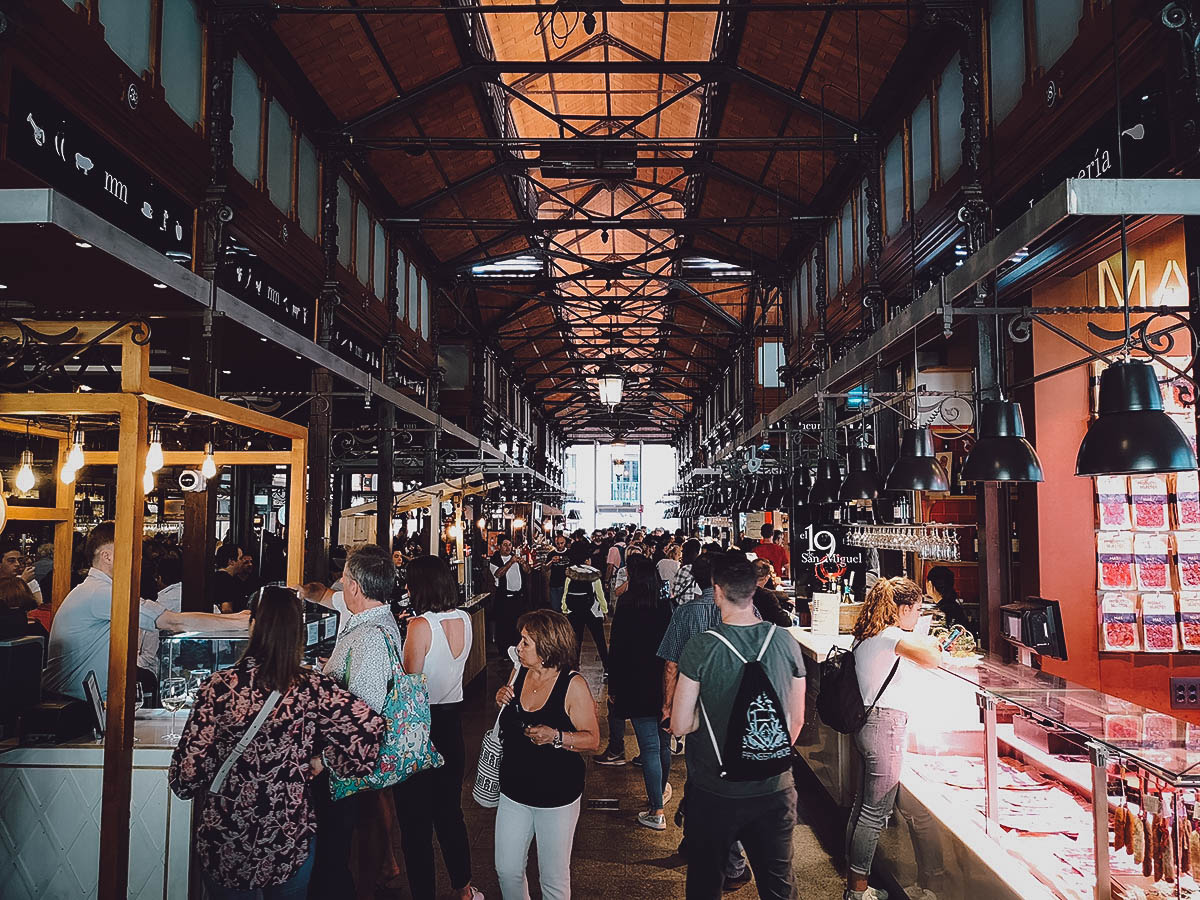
[493, 610, 600, 899]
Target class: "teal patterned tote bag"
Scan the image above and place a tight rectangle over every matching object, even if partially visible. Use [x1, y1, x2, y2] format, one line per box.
[330, 625, 444, 799]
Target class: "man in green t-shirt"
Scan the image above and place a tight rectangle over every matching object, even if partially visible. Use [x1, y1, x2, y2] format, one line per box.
[671, 552, 806, 900]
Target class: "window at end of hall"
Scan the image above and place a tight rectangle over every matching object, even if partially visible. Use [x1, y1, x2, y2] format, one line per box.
[758, 342, 785, 389]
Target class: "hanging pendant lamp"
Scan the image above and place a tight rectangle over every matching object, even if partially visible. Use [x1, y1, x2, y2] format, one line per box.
[764, 473, 784, 509]
[963, 400, 1044, 482]
[884, 427, 950, 492]
[808, 459, 842, 506]
[839, 447, 883, 500]
[1076, 359, 1197, 476]
[793, 465, 811, 507]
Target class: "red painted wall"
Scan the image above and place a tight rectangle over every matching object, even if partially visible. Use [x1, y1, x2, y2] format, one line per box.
[1031, 221, 1200, 720]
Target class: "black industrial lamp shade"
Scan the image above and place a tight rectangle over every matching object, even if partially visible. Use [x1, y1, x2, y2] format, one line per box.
[1076, 359, 1198, 476]
[884, 427, 950, 492]
[839, 447, 882, 500]
[808, 459, 842, 506]
[763, 474, 783, 509]
[962, 400, 1044, 483]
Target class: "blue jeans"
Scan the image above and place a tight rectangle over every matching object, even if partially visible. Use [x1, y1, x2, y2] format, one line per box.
[846, 707, 908, 878]
[630, 716, 672, 810]
[205, 837, 316, 899]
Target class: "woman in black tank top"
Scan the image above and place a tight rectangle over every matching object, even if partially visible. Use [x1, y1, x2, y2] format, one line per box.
[493, 610, 601, 900]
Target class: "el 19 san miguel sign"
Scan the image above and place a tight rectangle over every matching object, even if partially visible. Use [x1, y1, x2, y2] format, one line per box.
[7, 74, 194, 255]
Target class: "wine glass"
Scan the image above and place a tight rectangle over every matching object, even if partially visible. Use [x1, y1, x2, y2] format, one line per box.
[161, 677, 187, 743]
[187, 669, 211, 703]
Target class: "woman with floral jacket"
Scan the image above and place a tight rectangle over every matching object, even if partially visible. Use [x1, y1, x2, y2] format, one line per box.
[168, 586, 385, 899]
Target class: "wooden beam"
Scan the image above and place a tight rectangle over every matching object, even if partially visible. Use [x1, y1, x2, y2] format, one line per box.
[98, 394, 147, 900]
[6, 506, 72, 522]
[0, 394, 130, 416]
[0, 418, 69, 439]
[82, 450, 294, 466]
[141, 378, 307, 439]
[287, 438, 306, 586]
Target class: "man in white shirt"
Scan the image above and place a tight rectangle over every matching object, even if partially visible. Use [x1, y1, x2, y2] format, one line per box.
[137, 555, 184, 675]
[1, 546, 42, 605]
[490, 537, 527, 652]
[44, 522, 249, 701]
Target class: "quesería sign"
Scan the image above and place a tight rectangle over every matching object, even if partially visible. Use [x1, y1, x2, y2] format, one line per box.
[8, 74, 194, 255]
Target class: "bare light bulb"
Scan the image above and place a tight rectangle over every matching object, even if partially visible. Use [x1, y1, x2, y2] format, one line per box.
[201, 442, 218, 480]
[448, 524, 463, 540]
[66, 429, 85, 471]
[477, 517, 487, 530]
[60, 463, 77, 486]
[143, 467, 155, 494]
[146, 426, 164, 473]
[15, 450, 35, 494]
[512, 517, 526, 529]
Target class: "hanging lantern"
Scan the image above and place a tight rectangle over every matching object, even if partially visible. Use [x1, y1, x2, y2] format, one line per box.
[962, 400, 1044, 482]
[884, 427, 950, 492]
[839, 447, 883, 501]
[808, 459, 842, 506]
[597, 362, 624, 407]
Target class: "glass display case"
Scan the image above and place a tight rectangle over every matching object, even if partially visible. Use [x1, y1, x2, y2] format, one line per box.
[792, 630, 1200, 900]
[156, 601, 339, 682]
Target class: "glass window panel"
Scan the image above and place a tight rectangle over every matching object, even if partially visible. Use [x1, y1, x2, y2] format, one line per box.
[911, 97, 933, 213]
[420, 278, 431, 340]
[858, 180, 869, 266]
[758, 342, 784, 388]
[789, 273, 799, 332]
[161, 0, 203, 126]
[395, 251, 407, 318]
[937, 55, 965, 182]
[336, 179, 352, 269]
[355, 203, 371, 284]
[231, 56, 262, 182]
[799, 263, 809, 324]
[990, 0, 1026, 126]
[100, 0, 151, 75]
[297, 137, 319, 238]
[884, 131, 905, 238]
[407, 264, 420, 329]
[1034, 0, 1081, 70]
[826, 223, 837, 295]
[266, 100, 293, 213]
[840, 200, 854, 283]
[372, 223, 386, 301]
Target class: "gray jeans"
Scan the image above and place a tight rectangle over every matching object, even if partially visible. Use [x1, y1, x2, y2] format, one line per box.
[845, 707, 907, 878]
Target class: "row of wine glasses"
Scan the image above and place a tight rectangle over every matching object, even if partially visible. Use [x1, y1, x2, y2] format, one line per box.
[845, 524, 965, 561]
[160, 668, 210, 742]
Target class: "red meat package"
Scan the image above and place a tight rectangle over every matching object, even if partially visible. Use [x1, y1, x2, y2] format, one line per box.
[1141, 593, 1179, 652]
[1100, 593, 1139, 651]
[1135, 532, 1171, 590]
[1097, 532, 1135, 590]
[1188, 723, 1200, 751]
[1096, 475, 1131, 530]
[1177, 533, 1200, 589]
[1175, 471, 1200, 530]
[1104, 715, 1142, 743]
[1131, 475, 1170, 531]
[1143, 713, 1178, 746]
[1180, 591, 1200, 650]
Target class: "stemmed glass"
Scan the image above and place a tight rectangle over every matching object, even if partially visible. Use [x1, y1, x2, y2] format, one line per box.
[160, 677, 188, 743]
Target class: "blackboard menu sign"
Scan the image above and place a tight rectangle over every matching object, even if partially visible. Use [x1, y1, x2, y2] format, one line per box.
[7, 73, 194, 256]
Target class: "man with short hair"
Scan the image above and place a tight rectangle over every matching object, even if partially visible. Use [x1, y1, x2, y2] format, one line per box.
[546, 532, 570, 610]
[606, 529, 628, 590]
[755, 524, 789, 579]
[210, 542, 252, 613]
[671, 553, 806, 900]
[490, 537, 527, 652]
[311, 543, 404, 895]
[1, 546, 42, 605]
[44, 522, 248, 700]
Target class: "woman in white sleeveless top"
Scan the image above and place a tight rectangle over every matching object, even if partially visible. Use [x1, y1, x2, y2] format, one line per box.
[396, 555, 482, 900]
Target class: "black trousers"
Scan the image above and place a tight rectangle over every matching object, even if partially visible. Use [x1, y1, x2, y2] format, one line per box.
[393, 703, 473, 898]
[682, 784, 798, 900]
[567, 608, 609, 669]
[494, 587, 525, 653]
[307, 771, 368, 898]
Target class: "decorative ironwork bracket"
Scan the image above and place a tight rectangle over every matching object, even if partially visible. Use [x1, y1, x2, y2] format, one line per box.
[0, 318, 150, 389]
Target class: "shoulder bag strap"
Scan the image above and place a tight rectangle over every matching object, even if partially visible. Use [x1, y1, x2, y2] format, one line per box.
[756, 624, 778, 661]
[210, 689, 282, 795]
[863, 657, 901, 722]
[698, 698, 723, 767]
[703, 629, 748, 664]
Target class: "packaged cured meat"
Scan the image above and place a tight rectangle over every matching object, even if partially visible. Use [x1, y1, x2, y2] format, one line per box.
[1132, 475, 1170, 531]
[1188, 722, 1200, 750]
[1101, 593, 1140, 650]
[1177, 533, 1200, 589]
[1097, 475, 1132, 530]
[1098, 532, 1136, 590]
[1105, 714, 1143, 743]
[1159, 358, 1196, 414]
[1175, 471, 1200, 531]
[1135, 532, 1172, 590]
[1144, 713, 1178, 746]
[1180, 592, 1200, 651]
[1141, 593, 1180, 652]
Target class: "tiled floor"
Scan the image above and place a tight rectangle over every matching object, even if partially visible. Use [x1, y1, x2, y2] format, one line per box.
[370, 638, 848, 899]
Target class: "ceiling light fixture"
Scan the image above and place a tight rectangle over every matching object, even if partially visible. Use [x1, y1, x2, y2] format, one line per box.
[884, 427, 950, 492]
[15, 449, 35, 494]
[962, 401, 1044, 482]
[146, 426, 165, 473]
[75, 241, 92, 249]
[582, 10, 596, 33]
[143, 467, 155, 495]
[201, 441, 218, 480]
[597, 361, 624, 408]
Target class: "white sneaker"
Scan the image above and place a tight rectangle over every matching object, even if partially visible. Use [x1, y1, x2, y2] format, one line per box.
[662, 782, 673, 805]
[638, 811, 667, 830]
[844, 889, 889, 900]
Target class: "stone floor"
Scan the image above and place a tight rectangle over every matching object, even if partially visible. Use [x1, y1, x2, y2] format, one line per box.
[369, 635, 849, 900]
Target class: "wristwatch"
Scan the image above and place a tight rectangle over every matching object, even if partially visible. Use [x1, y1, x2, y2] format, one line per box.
[553, 729, 564, 749]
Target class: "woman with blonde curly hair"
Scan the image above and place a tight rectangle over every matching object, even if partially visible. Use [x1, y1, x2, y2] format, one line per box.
[844, 577, 941, 900]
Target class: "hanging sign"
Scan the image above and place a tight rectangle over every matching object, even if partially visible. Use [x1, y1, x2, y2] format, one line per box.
[330, 319, 382, 374]
[218, 245, 314, 335]
[7, 74, 194, 256]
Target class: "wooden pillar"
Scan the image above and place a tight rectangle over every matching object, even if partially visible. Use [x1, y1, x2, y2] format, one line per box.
[98, 395, 147, 900]
[377, 336, 399, 550]
[52, 436, 75, 608]
[181, 488, 217, 612]
[288, 438, 307, 585]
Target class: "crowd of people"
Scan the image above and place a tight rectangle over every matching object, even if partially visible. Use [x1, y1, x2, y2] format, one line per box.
[4, 517, 952, 900]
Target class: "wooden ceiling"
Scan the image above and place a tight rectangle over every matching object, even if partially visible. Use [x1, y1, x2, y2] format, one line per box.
[269, 0, 918, 440]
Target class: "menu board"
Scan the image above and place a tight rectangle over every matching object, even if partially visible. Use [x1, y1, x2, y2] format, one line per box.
[1094, 358, 1199, 653]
